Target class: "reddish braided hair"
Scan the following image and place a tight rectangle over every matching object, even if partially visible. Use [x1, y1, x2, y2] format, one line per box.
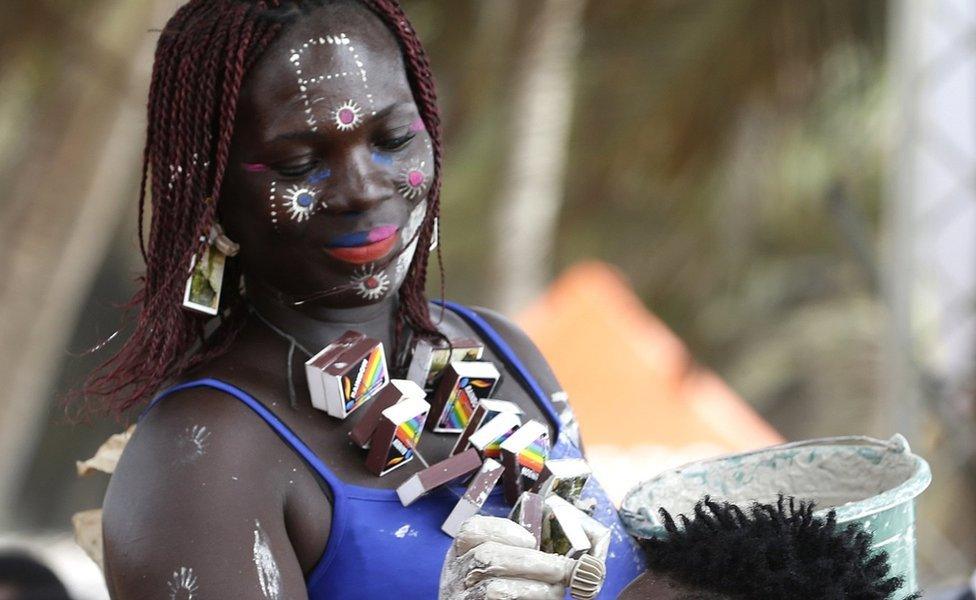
[83, 0, 444, 415]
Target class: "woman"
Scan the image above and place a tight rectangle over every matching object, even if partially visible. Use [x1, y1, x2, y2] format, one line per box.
[96, 1, 645, 598]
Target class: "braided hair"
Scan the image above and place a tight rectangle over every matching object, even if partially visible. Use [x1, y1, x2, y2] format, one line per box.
[82, 0, 444, 414]
[640, 495, 919, 600]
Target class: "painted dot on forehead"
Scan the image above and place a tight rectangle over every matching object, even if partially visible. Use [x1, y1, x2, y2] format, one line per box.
[333, 100, 363, 131]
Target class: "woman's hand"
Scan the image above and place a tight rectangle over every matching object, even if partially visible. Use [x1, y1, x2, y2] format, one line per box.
[440, 513, 608, 600]
[440, 516, 574, 599]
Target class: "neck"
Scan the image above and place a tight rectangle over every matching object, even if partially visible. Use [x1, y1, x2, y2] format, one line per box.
[245, 276, 400, 354]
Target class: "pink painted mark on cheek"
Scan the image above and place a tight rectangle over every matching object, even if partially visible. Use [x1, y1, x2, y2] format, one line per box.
[243, 163, 269, 172]
[409, 118, 426, 133]
[407, 170, 426, 188]
[338, 108, 356, 125]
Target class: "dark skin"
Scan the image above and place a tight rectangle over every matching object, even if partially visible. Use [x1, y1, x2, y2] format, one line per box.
[619, 573, 725, 600]
[102, 4, 561, 599]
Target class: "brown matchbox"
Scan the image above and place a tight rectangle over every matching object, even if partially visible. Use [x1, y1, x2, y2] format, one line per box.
[509, 491, 545, 549]
[304, 331, 389, 419]
[428, 361, 501, 433]
[364, 396, 430, 477]
[349, 379, 426, 449]
[500, 420, 551, 504]
[406, 337, 485, 393]
[441, 458, 504, 537]
[450, 399, 523, 456]
[396, 448, 483, 506]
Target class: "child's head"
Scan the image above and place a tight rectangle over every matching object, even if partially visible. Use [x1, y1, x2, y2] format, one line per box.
[620, 495, 917, 600]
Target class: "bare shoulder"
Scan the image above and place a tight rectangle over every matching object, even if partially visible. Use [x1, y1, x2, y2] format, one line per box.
[102, 385, 311, 599]
[465, 305, 563, 397]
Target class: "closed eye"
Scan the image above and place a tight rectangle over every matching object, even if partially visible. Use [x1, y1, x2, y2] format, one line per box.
[375, 133, 415, 152]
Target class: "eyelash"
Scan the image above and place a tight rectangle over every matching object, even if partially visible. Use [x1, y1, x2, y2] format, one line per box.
[376, 133, 415, 152]
[269, 132, 416, 177]
[276, 162, 318, 178]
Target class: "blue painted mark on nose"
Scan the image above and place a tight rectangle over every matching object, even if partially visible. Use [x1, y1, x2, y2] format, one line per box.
[372, 151, 394, 167]
[308, 168, 332, 184]
[297, 192, 315, 208]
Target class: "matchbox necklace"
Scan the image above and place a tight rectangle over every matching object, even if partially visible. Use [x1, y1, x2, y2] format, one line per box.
[245, 314, 607, 575]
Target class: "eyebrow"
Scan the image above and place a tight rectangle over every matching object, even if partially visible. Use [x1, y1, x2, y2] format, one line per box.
[268, 102, 411, 143]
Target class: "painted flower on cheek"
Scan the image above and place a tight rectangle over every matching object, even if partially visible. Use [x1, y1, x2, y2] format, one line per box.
[397, 162, 429, 200]
[283, 185, 320, 223]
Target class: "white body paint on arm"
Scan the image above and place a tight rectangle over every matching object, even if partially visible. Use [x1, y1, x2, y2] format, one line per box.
[252, 520, 283, 600]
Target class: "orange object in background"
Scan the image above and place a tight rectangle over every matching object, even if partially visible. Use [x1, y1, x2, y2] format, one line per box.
[516, 262, 783, 501]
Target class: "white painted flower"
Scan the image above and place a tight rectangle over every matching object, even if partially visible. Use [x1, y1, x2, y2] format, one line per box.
[332, 99, 364, 131]
[351, 265, 391, 301]
[168, 567, 198, 600]
[282, 185, 319, 222]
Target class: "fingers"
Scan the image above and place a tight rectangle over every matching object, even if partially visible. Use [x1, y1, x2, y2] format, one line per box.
[460, 541, 576, 588]
[453, 516, 537, 556]
[578, 513, 611, 562]
[461, 578, 565, 600]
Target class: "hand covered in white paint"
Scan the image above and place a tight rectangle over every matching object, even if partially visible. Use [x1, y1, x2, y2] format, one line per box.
[439, 516, 576, 600]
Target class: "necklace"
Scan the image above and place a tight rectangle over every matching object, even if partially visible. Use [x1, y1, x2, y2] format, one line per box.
[248, 304, 314, 408]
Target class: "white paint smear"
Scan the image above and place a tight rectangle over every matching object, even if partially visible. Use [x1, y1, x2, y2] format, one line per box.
[253, 520, 282, 600]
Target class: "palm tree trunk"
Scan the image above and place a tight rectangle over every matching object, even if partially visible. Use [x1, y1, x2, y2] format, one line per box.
[491, 0, 587, 314]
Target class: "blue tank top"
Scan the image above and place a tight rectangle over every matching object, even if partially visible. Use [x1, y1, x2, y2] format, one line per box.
[147, 302, 646, 599]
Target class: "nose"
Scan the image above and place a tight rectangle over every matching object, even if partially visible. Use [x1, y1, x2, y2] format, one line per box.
[322, 146, 392, 215]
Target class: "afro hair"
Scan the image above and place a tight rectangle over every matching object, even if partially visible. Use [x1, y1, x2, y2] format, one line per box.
[640, 495, 919, 600]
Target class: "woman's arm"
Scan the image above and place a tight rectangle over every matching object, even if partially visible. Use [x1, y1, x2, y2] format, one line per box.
[102, 389, 320, 600]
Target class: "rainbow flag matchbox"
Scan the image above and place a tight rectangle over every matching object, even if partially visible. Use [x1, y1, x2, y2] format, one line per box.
[450, 399, 523, 456]
[396, 448, 483, 507]
[541, 495, 591, 559]
[349, 379, 426, 449]
[467, 411, 522, 460]
[365, 395, 430, 477]
[441, 458, 504, 538]
[304, 331, 390, 419]
[407, 337, 485, 393]
[428, 361, 500, 433]
[500, 420, 551, 504]
[532, 458, 592, 503]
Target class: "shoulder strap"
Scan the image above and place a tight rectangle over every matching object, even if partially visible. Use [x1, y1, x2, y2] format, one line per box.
[437, 301, 562, 435]
[142, 378, 346, 491]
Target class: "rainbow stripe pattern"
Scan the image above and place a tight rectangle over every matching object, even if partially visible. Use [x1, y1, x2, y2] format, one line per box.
[437, 378, 491, 430]
[483, 425, 518, 459]
[345, 345, 388, 412]
[518, 437, 549, 475]
[386, 414, 425, 469]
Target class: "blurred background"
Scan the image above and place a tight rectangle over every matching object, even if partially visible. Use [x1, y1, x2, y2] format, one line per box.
[0, 0, 973, 597]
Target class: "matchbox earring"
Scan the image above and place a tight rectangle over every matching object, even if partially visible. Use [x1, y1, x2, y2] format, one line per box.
[182, 222, 240, 316]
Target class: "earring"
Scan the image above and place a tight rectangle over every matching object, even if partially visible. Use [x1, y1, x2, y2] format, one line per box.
[429, 218, 439, 251]
[182, 223, 240, 316]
